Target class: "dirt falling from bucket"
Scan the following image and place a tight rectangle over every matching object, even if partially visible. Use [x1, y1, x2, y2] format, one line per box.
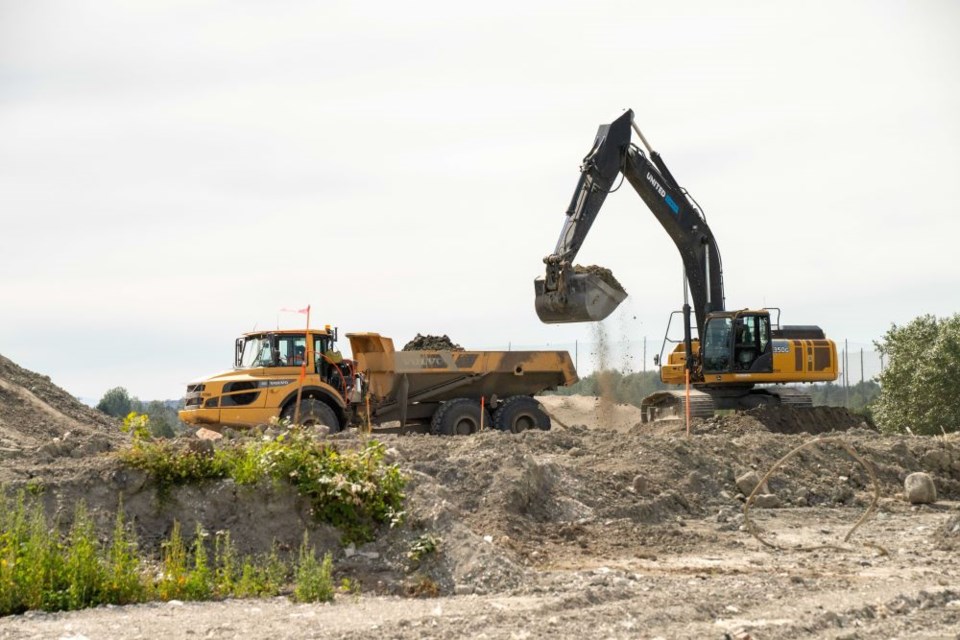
[590, 322, 617, 426]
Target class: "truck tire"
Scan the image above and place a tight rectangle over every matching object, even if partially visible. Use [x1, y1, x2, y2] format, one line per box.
[431, 398, 493, 436]
[493, 396, 551, 433]
[282, 398, 341, 433]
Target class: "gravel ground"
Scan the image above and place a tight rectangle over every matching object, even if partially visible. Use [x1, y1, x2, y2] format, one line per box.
[3, 357, 960, 638]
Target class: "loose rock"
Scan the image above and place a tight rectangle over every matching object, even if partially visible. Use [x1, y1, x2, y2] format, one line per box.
[752, 493, 781, 509]
[736, 470, 769, 496]
[904, 472, 937, 504]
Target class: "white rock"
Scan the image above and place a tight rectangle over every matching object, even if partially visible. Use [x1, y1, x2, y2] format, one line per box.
[904, 472, 937, 504]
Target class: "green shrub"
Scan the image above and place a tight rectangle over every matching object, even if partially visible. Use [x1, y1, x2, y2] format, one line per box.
[293, 532, 333, 603]
[0, 493, 349, 616]
[103, 508, 145, 605]
[119, 429, 406, 544]
[157, 521, 189, 601]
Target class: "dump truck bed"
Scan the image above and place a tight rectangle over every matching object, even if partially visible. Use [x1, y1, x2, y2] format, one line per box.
[348, 333, 578, 410]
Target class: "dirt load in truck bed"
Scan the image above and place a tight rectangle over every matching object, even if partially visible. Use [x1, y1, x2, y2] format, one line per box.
[3, 352, 960, 639]
[402, 334, 464, 351]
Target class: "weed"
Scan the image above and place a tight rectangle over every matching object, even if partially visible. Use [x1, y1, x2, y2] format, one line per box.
[121, 412, 152, 443]
[293, 532, 334, 603]
[407, 533, 440, 566]
[184, 524, 212, 600]
[404, 574, 440, 598]
[64, 504, 102, 610]
[103, 507, 144, 605]
[157, 521, 188, 600]
[339, 576, 361, 595]
[24, 480, 44, 496]
[212, 531, 236, 596]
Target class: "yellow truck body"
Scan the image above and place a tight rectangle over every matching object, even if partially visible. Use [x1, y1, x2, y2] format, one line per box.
[179, 328, 577, 435]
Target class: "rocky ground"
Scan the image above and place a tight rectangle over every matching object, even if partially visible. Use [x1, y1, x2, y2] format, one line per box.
[2, 360, 960, 638]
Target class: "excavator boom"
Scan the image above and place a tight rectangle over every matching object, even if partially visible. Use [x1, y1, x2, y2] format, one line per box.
[534, 110, 724, 333]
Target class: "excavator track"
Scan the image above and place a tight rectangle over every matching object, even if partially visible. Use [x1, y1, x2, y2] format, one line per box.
[639, 387, 815, 424]
[640, 390, 716, 424]
[639, 387, 873, 432]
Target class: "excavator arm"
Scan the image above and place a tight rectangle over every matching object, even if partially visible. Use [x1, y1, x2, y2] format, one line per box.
[535, 109, 725, 333]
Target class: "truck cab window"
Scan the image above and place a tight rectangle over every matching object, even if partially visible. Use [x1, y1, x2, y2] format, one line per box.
[274, 334, 306, 367]
[239, 335, 271, 368]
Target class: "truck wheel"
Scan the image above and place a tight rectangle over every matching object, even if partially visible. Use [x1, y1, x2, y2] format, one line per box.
[431, 398, 493, 436]
[493, 396, 551, 433]
[282, 398, 341, 433]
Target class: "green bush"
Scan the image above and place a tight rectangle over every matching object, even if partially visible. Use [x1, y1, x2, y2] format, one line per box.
[874, 314, 960, 434]
[293, 532, 334, 603]
[119, 425, 406, 544]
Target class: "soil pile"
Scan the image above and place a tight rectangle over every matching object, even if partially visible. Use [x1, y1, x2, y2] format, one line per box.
[0, 354, 120, 458]
[692, 405, 876, 436]
[573, 264, 625, 293]
[402, 334, 464, 351]
[745, 404, 876, 434]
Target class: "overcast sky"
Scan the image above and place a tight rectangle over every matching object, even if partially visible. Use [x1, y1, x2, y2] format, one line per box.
[2, 0, 958, 400]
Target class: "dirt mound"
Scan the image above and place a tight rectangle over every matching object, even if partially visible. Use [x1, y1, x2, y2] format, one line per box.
[573, 264, 625, 293]
[402, 334, 464, 351]
[0, 353, 120, 460]
[691, 405, 876, 436]
[747, 405, 876, 434]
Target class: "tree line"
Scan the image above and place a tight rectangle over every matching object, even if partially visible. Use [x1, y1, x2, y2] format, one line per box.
[95, 387, 185, 438]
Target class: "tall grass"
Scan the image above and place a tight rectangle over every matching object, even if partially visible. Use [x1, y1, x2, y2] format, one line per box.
[0, 492, 340, 617]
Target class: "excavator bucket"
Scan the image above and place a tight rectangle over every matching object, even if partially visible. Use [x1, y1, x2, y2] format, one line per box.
[534, 270, 627, 324]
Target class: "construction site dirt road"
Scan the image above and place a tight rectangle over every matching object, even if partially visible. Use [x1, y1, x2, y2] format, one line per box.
[2, 357, 960, 638]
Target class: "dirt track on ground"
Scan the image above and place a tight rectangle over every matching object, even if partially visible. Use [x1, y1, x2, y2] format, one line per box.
[2, 360, 960, 638]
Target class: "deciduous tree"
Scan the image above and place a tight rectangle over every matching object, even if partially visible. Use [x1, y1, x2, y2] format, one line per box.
[874, 314, 960, 434]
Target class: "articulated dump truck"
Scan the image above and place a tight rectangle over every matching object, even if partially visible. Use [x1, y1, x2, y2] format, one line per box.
[179, 327, 578, 435]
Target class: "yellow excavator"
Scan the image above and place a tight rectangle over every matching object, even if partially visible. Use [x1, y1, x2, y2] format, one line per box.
[535, 109, 838, 422]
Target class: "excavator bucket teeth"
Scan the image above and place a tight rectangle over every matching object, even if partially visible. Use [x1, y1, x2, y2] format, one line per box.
[534, 272, 627, 324]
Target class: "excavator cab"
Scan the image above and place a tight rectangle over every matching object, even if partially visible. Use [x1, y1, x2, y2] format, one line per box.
[701, 311, 773, 374]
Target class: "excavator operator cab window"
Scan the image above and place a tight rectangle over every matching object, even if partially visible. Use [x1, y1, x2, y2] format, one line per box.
[733, 314, 771, 371]
[702, 317, 733, 373]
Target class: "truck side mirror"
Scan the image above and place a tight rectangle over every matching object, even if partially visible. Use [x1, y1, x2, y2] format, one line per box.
[652, 354, 660, 366]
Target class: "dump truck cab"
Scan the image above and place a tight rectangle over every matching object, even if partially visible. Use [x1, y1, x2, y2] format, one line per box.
[179, 327, 351, 431]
